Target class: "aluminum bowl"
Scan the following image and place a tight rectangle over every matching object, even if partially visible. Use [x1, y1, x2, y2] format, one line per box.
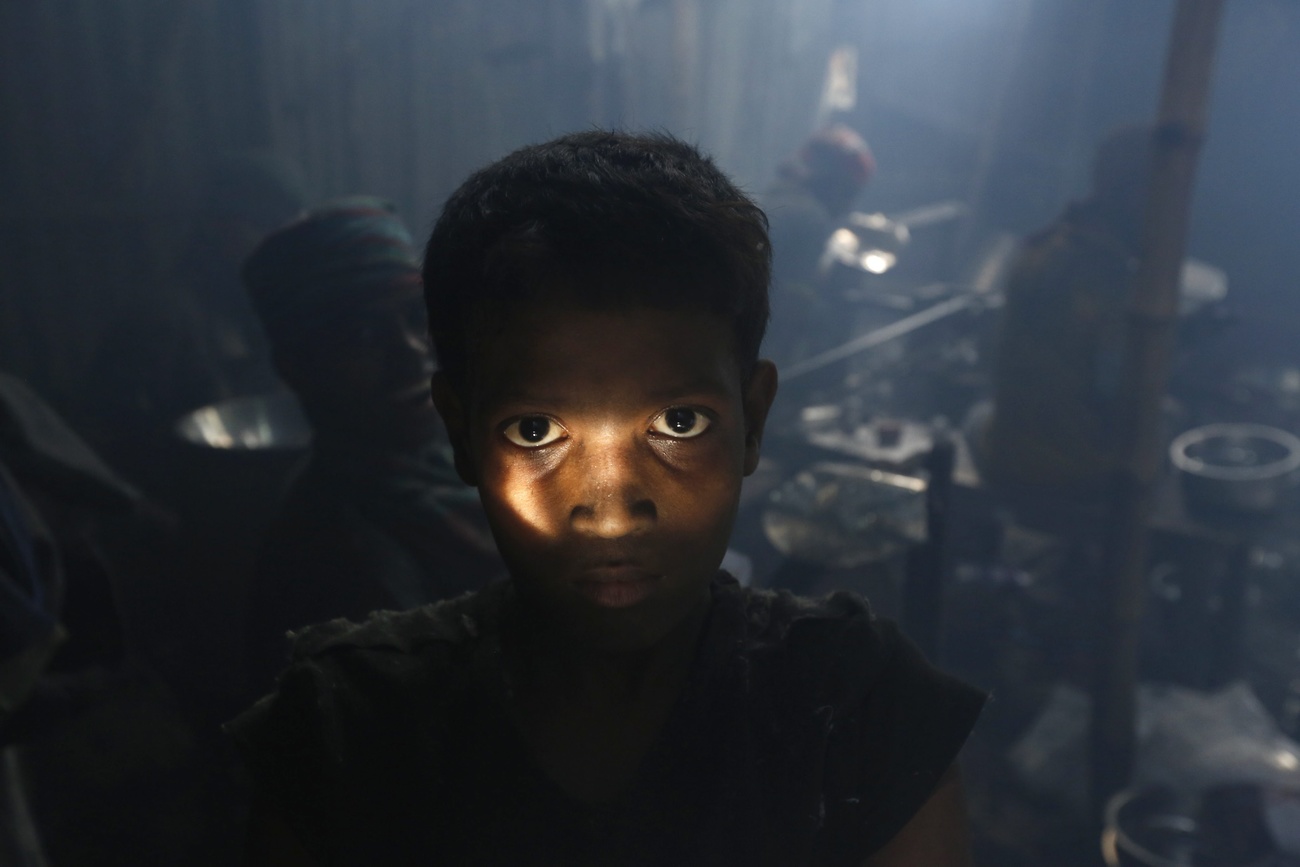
[1102, 787, 1199, 867]
[1170, 423, 1300, 514]
[175, 392, 312, 452]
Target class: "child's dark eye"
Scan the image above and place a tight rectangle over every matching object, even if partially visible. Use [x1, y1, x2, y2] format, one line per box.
[503, 416, 565, 448]
[650, 407, 711, 439]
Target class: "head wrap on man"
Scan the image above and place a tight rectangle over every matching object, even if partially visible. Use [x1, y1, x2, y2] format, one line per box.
[781, 124, 876, 189]
[242, 196, 422, 345]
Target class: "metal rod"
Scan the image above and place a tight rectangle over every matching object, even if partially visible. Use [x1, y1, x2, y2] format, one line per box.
[780, 292, 977, 382]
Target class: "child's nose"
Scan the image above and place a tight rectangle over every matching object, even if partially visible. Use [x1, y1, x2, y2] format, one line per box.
[567, 436, 656, 538]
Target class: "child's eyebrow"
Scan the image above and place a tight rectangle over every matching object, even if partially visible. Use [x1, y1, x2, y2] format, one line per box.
[482, 377, 732, 411]
[642, 376, 733, 403]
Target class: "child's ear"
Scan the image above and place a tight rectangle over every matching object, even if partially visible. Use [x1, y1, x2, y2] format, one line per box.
[742, 359, 778, 476]
[431, 372, 479, 487]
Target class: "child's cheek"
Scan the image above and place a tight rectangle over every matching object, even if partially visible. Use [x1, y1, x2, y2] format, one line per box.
[651, 446, 745, 526]
[650, 423, 748, 479]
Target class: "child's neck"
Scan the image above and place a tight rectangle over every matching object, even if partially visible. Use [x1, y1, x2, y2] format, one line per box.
[553, 602, 707, 705]
[505, 595, 710, 803]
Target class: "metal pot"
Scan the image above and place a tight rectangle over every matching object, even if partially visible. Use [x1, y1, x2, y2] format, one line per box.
[171, 392, 312, 545]
[175, 392, 312, 452]
[1103, 785, 1298, 867]
[1170, 423, 1300, 515]
[1102, 788, 1198, 867]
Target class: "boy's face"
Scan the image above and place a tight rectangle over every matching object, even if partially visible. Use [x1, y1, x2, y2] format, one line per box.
[434, 301, 777, 653]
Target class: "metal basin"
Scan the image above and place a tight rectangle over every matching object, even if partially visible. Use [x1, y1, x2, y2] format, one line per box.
[170, 393, 313, 552]
[175, 392, 312, 452]
[1103, 785, 1300, 867]
[1103, 788, 1199, 867]
[1170, 423, 1300, 515]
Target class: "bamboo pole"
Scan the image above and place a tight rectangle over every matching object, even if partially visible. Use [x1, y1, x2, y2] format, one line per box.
[1090, 0, 1226, 818]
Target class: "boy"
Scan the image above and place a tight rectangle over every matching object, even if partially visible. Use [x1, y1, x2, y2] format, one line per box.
[230, 131, 984, 866]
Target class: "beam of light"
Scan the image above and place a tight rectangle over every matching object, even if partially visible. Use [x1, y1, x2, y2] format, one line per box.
[501, 472, 556, 537]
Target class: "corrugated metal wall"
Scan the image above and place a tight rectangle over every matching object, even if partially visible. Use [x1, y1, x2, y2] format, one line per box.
[0, 0, 838, 420]
[9, 0, 1217, 429]
[0, 0, 270, 415]
[251, 0, 835, 223]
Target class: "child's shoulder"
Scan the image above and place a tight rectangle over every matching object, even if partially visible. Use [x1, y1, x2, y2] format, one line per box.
[711, 577, 985, 859]
[732, 578, 878, 637]
[284, 581, 506, 664]
[229, 583, 511, 748]
[716, 575, 896, 678]
[227, 583, 511, 786]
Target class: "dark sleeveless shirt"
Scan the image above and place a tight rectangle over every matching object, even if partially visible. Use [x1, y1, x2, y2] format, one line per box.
[228, 575, 985, 866]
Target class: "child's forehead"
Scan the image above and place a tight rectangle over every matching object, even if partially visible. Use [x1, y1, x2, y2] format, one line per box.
[465, 302, 743, 403]
[478, 295, 733, 350]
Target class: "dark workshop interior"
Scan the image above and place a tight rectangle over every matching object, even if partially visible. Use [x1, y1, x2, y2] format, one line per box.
[3, 1, 1300, 864]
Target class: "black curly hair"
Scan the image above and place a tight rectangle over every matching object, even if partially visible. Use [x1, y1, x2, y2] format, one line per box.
[422, 130, 771, 396]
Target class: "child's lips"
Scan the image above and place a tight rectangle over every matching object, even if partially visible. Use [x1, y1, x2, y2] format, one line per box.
[573, 566, 661, 609]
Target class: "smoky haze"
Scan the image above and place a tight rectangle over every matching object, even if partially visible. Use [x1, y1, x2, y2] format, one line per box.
[3, 2, 1300, 865]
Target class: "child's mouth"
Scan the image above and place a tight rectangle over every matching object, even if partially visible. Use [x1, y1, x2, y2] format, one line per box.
[574, 567, 660, 609]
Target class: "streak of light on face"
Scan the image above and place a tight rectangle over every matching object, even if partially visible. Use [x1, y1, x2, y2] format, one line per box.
[502, 467, 553, 536]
